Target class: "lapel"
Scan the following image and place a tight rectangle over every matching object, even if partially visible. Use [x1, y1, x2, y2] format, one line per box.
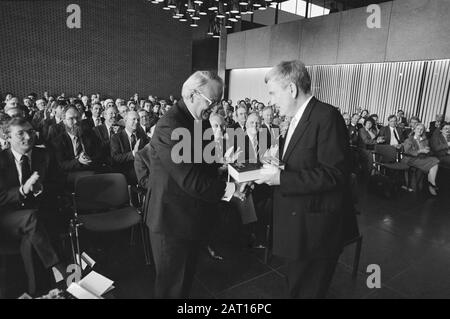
[100, 125, 108, 141]
[62, 133, 76, 158]
[6, 149, 20, 186]
[120, 130, 132, 152]
[282, 97, 315, 162]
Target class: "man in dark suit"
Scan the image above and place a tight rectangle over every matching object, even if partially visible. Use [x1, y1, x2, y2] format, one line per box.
[379, 115, 404, 148]
[230, 105, 247, 131]
[261, 105, 280, 147]
[45, 101, 67, 144]
[110, 110, 149, 185]
[0, 118, 64, 293]
[147, 71, 246, 298]
[81, 102, 104, 131]
[256, 60, 358, 298]
[348, 113, 362, 147]
[93, 105, 119, 167]
[52, 106, 103, 186]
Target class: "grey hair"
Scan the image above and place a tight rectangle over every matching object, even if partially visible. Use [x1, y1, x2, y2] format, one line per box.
[181, 71, 224, 101]
[264, 60, 311, 94]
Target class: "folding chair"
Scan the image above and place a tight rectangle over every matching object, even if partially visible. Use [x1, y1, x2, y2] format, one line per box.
[69, 173, 152, 267]
[372, 145, 410, 191]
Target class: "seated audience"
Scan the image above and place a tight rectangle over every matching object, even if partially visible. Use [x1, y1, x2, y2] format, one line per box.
[82, 102, 104, 130]
[261, 106, 279, 146]
[402, 123, 440, 196]
[397, 109, 408, 127]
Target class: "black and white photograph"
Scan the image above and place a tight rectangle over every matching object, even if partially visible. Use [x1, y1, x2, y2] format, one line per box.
[0, 0, 450, 303]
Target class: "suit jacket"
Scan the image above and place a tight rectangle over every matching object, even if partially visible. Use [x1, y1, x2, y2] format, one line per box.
[53, 130, 103, 172]
[134, 143, 151, 191]
[273, 97, 358, 260]
[81, 117, 104, 131]
[0, 147, 61, 213]
[261, 123, 280, 148]
[430, 130, 449, 158]
[93, 124, 118, 166]
[358, 127, 378, 150]
[110, 129, 148, 184]
[46, 121, 65, 144]
[379, 125, 404, 145]
[347, 124, 361, 146]
[147, 100, 227, 240]
[429, 121, 444, 136]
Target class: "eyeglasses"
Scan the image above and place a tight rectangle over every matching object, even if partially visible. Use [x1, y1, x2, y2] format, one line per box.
[195, 91, 216, 108]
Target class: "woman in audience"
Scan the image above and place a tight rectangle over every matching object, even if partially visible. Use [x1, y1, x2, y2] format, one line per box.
[402, 123, 440, 195]
[358, 117, 384, 177]
[358, 109, 369, 125]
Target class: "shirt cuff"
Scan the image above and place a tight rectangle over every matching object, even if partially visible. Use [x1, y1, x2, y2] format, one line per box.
[221, 182, 235, 202]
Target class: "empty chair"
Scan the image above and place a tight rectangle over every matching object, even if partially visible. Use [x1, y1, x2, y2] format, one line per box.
[70, 173, 151, 266]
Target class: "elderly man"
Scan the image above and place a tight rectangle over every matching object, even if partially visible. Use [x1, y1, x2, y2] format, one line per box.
[231, 105, 247, 131]
[110, 110, 149, 185]
[147, 71, 247, 298]
[255, 60, 358, 298]
[261, 105, 279, 147]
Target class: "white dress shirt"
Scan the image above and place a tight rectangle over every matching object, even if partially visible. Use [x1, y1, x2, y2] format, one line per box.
[389, 126, 399, 146]
[283, 96, 313, 157]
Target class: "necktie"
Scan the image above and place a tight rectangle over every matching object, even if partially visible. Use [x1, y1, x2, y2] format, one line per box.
[393, 128, 400, 143]
[73, 136, 82, 157]
[251, 136, 259, 158]
[130, 134, 137, 150]
[21, 155, 31, 185]
[109, 126, 115, 139]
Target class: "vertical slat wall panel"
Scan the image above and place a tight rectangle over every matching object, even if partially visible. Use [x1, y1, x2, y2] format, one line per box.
[307, 59, 449, 126]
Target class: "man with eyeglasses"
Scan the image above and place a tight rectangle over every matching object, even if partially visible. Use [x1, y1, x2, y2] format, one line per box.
[147, 71, 247, 298]
[0, 118, 65, 294]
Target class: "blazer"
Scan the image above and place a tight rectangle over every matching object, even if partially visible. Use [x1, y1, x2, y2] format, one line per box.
[53, 130, 103, 172]
[146, 100, 227, 240]
[110, 129, 148, 184]
[272, 97, 358, 260]
[430, 130, 449, 158]
[0, 147, 62, 213]
[93, 124, 119, 165]
[379, 125, 405, 145]
[358, 127, 378, 150]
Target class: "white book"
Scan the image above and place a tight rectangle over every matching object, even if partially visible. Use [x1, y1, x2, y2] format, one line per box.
[67, 271, 114, 299]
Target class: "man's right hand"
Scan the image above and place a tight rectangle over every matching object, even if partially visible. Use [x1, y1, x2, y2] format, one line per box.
[78, 152, 92, 165]
[132, 139, 141, 156]
[22, 172, 40, 195]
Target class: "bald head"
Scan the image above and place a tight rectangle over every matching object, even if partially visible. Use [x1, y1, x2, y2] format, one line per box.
[125, 110, 139, 133]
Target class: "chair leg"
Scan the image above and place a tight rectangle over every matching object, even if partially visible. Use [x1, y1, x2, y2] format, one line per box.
[130, 226, 136, 246]
[352, 236, 363, 279]
[0, 256, 6, 298]
[69, 219, 82, 267]
[264, 224, 271, 265]
[139, 222, 152, 266]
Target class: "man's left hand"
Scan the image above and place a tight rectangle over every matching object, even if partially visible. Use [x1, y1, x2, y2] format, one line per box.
[255, 164, 281, 186]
